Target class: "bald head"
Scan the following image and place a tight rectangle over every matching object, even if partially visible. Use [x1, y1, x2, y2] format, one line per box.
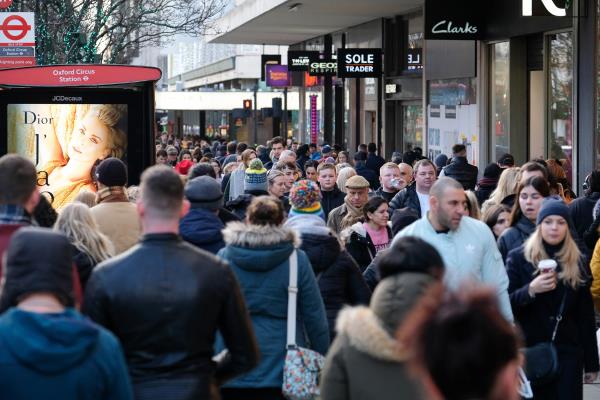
[430, 177, 464, 199]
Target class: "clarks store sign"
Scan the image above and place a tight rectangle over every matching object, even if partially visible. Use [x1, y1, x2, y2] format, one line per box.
[425, 0, 484, 40]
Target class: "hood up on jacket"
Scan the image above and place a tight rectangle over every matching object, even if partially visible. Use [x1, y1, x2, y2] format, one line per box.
[335, 272, 434, 362]
[0, 308, 100, 374]
[221, 221, 301, 272]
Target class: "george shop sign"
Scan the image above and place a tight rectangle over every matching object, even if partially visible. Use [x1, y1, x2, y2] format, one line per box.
[337, 48, 382, 78]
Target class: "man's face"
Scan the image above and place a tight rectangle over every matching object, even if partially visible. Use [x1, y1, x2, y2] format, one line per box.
[414, 165, 437, 193]
[272, 143, 284, 159]
[380, 167, 400, 192]
[431, 187, 467, 231]
[156, 155, 167, 165]
[318, 168, 337, 191]
[168, 153, 178, 162]
[346, 187, 369, 209]
[398, 163, 413, 190]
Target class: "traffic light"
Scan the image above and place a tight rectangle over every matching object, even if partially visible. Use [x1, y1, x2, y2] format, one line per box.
[243, 99, 252, 110]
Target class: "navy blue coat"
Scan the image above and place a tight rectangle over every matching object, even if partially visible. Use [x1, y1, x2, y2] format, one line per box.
[179, 208, 226, 254]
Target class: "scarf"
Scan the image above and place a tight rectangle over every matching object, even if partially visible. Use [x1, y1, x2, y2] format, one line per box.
[96, 186, 129, 204]
[340, 197, 364, 231]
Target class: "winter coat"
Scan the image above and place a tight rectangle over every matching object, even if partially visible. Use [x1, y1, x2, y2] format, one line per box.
[497, 216, 535, 263]
[590, 240, 600, 311]
[320, 273, 432, 400]
[343, 222, 392, 272]
[217, 222, 330, 389]
[355, 163, 379, 191]
[569, 192, 600, 242]
[440, 156, 479, 190]
[226, 191, 268, 221]
[179, 208, 226, 254]
[362, 250, 387, 292]
[394, 215, 514, 322]
[475, 177, 498, 206]
[72, 246, 96, 291]
[83, 233, 259, 400]
[327, 203, 350, 235]
[321, 186, 345, 219]
[90, 201, 141, 255]
[366, 152, 386, 176]
[0, 308, 133, 400]
[370, 187, 398, 203]
[389, 182, 422, 217]
[506, 246, 599, 399]
[284, 214, 371, 339]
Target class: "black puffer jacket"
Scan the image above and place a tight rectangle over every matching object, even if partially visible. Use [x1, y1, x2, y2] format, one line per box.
[497, 216, 535, 263]
[83, 233, 259, 400]
[300, 232, 371, 339]
[569, 192, 600, 242]
[344, 223, 393, 272]
[389, 182, 422, 217]
[441, 156, 479, 190]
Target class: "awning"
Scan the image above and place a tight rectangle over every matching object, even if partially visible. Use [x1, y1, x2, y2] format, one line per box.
[210, 0, 423, 45]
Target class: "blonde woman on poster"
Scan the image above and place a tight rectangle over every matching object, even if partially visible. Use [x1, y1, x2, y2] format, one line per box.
[36, 104, 127, 209]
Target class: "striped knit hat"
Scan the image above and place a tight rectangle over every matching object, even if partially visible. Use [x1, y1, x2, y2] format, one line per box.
[289, 179, 324, 217]
[244, 158, 268, 192]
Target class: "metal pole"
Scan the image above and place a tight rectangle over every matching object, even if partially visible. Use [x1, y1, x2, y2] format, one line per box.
[283, 87, 288, 138]
[253, 86, 258, 145]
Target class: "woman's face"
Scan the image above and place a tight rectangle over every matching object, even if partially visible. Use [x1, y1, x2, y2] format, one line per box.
[519, 185, 544, 222]
[269, 176, 287, 198]
[337, 153, 347, 164]
[68, 112, 111, 164]
[305, 167, 317, 182]
[541, 215, 568, 246]
[182, 153, 192, 161]
[283, 168, 296, 190]
[211, 162, 221, 176]
[367, 203, 389, 228]
[493, 211, 511, 238]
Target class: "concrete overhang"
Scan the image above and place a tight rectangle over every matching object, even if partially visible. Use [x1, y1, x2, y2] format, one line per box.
[210, 0, 423, 45]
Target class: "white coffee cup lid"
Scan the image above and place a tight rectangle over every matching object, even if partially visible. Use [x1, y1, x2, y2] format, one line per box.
[538, 259, 557, 270]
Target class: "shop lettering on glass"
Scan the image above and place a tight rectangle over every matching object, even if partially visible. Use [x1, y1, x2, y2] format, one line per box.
[309, 59, 337, 76]
[522, 0, 570, 16]
[431, 20, 478, 35]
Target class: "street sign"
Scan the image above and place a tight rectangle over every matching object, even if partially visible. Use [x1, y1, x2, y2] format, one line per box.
[265, 64, 290, 87]
[287, 51, 319, 72]
[0, 12, 35, 68]
[337, 48, 382, 78]
[0, 0, 13, 10]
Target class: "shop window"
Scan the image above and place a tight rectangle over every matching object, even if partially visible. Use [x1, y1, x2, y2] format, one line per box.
[490, 42, 510, 162]
[548, 32, 573, 175]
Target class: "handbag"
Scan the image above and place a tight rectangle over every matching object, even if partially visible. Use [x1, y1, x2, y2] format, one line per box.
[282, 250, 325, 400]
[522, 291, 567, 387]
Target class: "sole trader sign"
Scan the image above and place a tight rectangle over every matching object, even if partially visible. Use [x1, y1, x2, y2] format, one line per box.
[337, 49, 382, 78]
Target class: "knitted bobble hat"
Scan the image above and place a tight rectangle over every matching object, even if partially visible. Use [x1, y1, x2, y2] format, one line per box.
[290, 179, 323, 214]
[244, 158, 268, 192]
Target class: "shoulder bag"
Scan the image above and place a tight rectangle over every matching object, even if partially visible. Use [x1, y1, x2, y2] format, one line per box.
[522, 291, 567, 387]
[282, 250, 325, 400]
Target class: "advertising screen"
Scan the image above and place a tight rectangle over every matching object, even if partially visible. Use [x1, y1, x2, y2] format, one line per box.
[7, 103, 128, 209]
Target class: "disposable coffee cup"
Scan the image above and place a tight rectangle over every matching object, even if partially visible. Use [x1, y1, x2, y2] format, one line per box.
[538, 259, 557, 274]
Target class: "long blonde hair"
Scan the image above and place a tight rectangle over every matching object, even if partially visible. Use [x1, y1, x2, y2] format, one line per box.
[336, 167, 357, 194]
[483, 167, 521, 213]
[523, 226, 583, 289]
[54, 202, 115, 265]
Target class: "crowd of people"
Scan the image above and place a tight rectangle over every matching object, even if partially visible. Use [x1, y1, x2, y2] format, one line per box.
[0, 132, 599, 400]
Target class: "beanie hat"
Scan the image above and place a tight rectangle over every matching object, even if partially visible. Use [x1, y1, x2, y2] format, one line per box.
[244, 158, 268, 192]
[185, 176, 223, 210]
[0, 227, 74, 313]
[96, 157, 128, 187]
[175, 159, 194, 175]
[434, 154, 448, 169]
[321, 145, 332, 154]
[290, 180, 323, 212]
[483, 163, 502, 180]
[536, 197, 573, 227]
[345, 175, 370, 190]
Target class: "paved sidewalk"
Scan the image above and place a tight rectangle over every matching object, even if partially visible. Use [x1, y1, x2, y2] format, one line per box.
[585, 384, 600, 399]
